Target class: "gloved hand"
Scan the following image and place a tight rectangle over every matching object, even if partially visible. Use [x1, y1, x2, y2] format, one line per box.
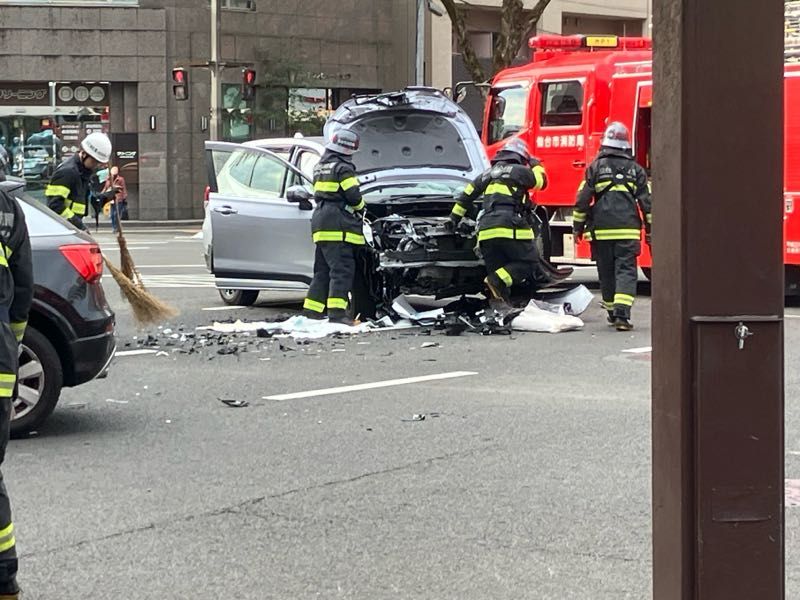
[443, 218, 457, 233]
[69, 216, 87, 231]
[456, 219, 474, 237]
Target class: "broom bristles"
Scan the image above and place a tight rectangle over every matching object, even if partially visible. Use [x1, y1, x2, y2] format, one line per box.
[116, 231, 141, 285]
[104, 257, 177, 325]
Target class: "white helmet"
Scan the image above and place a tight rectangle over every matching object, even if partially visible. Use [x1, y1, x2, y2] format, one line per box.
[81, 132, 112, 163]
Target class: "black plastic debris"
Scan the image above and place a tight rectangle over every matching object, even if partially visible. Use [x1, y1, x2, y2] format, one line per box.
[219, 398, 249, 408]
[256, 329, 273, 338]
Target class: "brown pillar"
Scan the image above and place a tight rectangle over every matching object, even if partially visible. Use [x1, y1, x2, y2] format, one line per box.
[652, 1, 785, 598]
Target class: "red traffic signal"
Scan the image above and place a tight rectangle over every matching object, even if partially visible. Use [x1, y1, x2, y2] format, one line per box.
[172, 67, 188, 101]
[242, 68, 256, 100]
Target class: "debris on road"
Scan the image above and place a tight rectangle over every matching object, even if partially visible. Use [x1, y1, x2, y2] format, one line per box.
[219, 398, 249, 408]
[509, 301, 584, 333]
[105, 399, 128, 404]
[402, 414, 427, 422]
[420, 342, 439, 349]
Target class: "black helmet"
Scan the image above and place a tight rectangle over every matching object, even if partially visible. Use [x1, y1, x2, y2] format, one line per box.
[493, 137, 531, 165]
[602, 122, 632, 150]
[325, 129, 360, 156]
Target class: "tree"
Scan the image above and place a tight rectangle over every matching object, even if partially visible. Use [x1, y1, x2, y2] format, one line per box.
[440, 0, 554, 83]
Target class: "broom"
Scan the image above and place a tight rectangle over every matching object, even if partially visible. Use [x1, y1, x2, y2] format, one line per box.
[104, 256, 177, 325]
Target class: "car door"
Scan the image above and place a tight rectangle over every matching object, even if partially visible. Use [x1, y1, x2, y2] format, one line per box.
[205, 142, 316, 283]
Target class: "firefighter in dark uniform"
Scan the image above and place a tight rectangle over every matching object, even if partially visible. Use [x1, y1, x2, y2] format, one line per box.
[0, 174, 33, 600]
[572, 121, 652, 331]
[302, 129, 365, 325]
[449, 137, 548, 304]
[45, 132, 113, 231]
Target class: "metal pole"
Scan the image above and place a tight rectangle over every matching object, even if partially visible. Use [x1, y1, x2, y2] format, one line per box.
[210, 0, 222, 141]
[415, 0, 425, 85]
[652, 0, 785, 598]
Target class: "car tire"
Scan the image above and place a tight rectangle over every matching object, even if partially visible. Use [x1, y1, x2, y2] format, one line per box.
[11, 327, 63, 438]
[219, 289, 259, 306]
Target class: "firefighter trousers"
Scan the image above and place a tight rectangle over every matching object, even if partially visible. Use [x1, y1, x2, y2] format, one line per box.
[0, 323, 18, 594]
[480, 238, 542, 296]
[593, 239, 640, 319]
[304, 242, 357, 316]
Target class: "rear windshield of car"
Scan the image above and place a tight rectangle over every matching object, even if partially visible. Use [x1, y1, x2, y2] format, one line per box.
[349, 112, 471, 173]
[7, 188, 72, 236]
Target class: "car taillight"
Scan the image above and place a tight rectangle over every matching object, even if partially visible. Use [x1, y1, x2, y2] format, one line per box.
[60, 244, 103, 283]
[204, 185, 210, 209]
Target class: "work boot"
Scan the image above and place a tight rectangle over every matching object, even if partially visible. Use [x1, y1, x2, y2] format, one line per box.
[614, 317, 634, 332]
[328, 309, 357, 326]
[300, 309, 325, 320]
[606, 311, 616, 326]
[484, 276, 510, 302]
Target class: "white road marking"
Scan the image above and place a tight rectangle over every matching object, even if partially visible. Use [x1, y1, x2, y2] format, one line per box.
[97, 240, 171, 245]
[264, 371, 478, 401]
[785, 314, 800, 319]
[115, 349, 159, 357]
[202, 305, 246, 311]
[134, 264, 207, 269]
[102, 274, 215, 288]
[102, 246, 151, 251]
[622, 346, 652, 354]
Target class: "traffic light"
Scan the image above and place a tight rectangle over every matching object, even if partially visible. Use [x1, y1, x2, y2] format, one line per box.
[172, 67, 188, 101]
[241, 68, 256, 101]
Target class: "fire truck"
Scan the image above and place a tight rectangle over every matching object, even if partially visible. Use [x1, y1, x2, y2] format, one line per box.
[481, 34, 800, 288]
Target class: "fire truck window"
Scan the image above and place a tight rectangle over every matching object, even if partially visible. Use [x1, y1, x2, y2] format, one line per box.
[541, 81, 584, 127]
[487, 86, 528, 145]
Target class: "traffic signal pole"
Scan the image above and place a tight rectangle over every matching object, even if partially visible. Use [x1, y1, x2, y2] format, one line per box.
[652, 0, 785, 598]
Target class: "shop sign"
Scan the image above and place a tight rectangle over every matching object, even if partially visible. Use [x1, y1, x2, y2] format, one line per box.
[0, 81, 51, 106]
[55, 83, 109, 106]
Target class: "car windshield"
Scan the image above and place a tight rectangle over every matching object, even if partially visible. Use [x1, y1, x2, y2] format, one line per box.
[362, 179, 467, 201]
[24, 148, 49, 159]
[348, 111, 471, 173]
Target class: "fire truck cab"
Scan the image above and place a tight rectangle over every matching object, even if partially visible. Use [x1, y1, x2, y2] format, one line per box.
[482, 34, 653, 265]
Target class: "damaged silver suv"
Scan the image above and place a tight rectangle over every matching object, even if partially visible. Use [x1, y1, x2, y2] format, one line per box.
[203, 88, 566, 315]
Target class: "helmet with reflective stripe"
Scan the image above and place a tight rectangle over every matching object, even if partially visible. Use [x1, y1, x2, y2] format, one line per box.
[601, 121, 631, 150]
[81, 132, 112, 163]
[325, 129, 360, 156]
[493, 137, 531, 165]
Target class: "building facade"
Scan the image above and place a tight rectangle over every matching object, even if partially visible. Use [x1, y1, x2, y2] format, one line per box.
[0, 0, 417, 220]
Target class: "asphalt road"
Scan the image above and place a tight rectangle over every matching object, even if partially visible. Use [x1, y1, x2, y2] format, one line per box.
[5, 229, 799, 599]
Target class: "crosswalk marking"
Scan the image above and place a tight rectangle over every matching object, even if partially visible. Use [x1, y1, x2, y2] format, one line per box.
[102, 273, 215, 288]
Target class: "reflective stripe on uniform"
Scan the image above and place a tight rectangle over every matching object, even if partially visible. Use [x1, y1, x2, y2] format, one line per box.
[601, 300, 614, 311]
[595, 183, 633, 193]
[477, 227, 534, 242]
[485, 183, 513, 196]
[614, 293, 635, 307]
[572, 210, 587, 223]
[327, 297, 348, 310]
[592, 228, 641, 240]
[71, 201, 87, 216]
[584, 231, 593, 241]
[0, 523, 14, 554]
[451, 203, 467, 217]
[463, 183, 474, 195]
[314, 181, 340, 193]
[352, 199, 365, 211]
[59, 207, 75, 220]
[10, 321, 26, 342]
[344, 232, 365, 245]
[45, 184, 71, 198]
[495, 267, 513, 286]
[0, 373, 15, 398]
[340, 177, 359, 191]
[303, 298, 325, 313]
[532, 165, 547, 190]
[646, 214, 653, 224]
[0, 253, 8, 268]
[312, 231, 366, 245]
[578, 180, 586, 191]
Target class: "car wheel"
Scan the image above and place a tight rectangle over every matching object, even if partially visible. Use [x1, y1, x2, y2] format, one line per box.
[11, 327, 63, 438]
[219, 289, 259, 306]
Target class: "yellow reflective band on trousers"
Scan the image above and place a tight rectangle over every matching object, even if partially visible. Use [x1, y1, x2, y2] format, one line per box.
[327, 297, 348, 310]
[10, 321, 26, 342]
[572, 210, 587, 223]
[595, 183, 633, 193]
[71, 201, 87, 217]
[45, 184, 71, 199]
[592, 229, 641, 240]
[451, 203, 467, 217]
[478, 227, 534, 242]
[601, 300, 614, 310]
[532, 165, 546, 190]
[303, 298, 325, 313]
[340, 177, 359, 191]
[0, 523, 14, 554]
[485, 183, 513, 196]
[313, 231, 365, 245]
[614, 294, 635, 307]
[495, 267, 513, 286]
[0, 373, 15, 399]
[314, 181, 340, 193]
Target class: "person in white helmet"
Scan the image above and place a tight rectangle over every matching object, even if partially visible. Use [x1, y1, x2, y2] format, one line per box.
[45, 132, 114, 231]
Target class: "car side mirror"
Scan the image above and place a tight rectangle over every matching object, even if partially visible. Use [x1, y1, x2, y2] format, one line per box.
[287, 185, 314, 211]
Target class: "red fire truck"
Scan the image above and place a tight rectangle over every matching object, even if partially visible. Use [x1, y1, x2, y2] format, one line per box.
[482, 34, 800, 288]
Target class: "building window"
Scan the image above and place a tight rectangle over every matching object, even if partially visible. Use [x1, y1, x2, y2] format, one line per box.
[222, 0, 255, 10]
[0, 1, 138, 4]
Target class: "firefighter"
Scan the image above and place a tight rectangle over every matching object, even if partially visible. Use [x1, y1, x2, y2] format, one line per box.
[449, 137, 548, 305]
[0, 176, 33, 600]
[45, 132, 114, 231]
[301, 129, 365, 325]
[572, 121, 652, 331]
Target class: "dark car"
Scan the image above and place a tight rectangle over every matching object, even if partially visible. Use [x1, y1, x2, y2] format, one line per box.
[12, 146, 56, 182]
[1, 179, 115, 436]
